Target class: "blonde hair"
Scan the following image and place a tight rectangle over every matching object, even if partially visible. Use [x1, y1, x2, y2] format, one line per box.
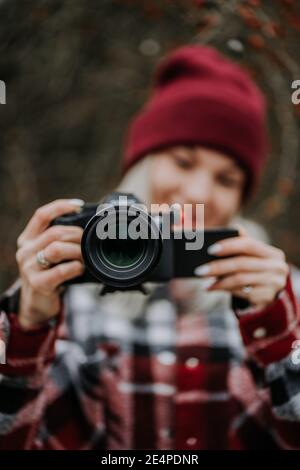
[115, 155, 153, 209]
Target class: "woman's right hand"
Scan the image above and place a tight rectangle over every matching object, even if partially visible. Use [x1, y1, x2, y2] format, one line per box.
[16, 199, 85, 329]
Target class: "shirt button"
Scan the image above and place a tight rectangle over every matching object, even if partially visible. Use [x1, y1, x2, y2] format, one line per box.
[157, 351, 176, 366]
[186, 437, 198, 446]
[185, 357, 199, 368]
[159, 428, 172, 439]
[253, 327, 267, 339]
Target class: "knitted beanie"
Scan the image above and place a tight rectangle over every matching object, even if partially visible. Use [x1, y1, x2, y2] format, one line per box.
[121, 44, 268, 201]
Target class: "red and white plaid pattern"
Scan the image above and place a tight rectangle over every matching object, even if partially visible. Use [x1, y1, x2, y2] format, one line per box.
[1, 267, 300, 450]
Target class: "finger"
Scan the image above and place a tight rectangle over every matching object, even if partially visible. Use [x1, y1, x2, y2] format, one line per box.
[16, 226, 83, 266]
[207, 236, 285, 260]
[231, 285, 277, 307]
[207, 272, 284, 292]
[194, 256, 286, 278]
[17, 199, 84, 247]
[36, 225, 83, 251]
[44, 241, 83, 265]
[25, 242, 83, 270]
[28, 260, 85, 293]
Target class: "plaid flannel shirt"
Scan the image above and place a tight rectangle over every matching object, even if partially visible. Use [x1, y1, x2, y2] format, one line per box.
[1, 265, 300, 450]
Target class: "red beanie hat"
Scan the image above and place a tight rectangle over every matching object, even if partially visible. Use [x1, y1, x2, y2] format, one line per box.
[121, 44, 269, 201]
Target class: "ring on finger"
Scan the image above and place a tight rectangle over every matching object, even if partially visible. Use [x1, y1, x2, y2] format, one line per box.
[36, 249, 51, 269]
[242, 285, 253, 294]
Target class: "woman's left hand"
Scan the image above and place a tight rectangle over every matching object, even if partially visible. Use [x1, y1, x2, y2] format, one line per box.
[194, 229, 290, 310]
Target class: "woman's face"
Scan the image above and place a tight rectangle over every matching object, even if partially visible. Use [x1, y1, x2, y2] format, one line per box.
[149, 146, 246, 228]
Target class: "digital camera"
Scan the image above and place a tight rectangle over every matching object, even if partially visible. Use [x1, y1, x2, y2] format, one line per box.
[50, 192, 239, 294]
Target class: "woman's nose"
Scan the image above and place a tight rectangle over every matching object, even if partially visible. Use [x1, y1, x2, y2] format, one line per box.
[181, 173, 213, 205]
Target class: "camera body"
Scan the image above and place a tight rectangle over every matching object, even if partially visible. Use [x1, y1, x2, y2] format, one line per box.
[51, 192, 238, 294]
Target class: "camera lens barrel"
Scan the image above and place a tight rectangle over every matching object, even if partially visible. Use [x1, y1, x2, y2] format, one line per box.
[81, 203, 162, 288]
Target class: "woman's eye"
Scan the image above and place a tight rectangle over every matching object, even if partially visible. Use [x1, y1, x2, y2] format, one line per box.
[173, 155, 192, 169]
[217, 175, 240, 188]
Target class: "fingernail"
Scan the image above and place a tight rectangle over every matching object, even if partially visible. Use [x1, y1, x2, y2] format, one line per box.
[194, 264, 210, 276]
[207, 243, 222, 255]
[200, 276, 217, 290]
[69, 198, 85, 207]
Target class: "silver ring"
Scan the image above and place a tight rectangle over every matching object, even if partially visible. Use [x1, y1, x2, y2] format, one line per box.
[242, 285, 253, 294]
[36, 250, 51, 269]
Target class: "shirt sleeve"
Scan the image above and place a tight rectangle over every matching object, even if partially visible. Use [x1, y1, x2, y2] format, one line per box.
[234, 264, 300, 448]
[233, 264, 300, 367]
[0, 279, 63, 377]
[0, 280, 108, 450]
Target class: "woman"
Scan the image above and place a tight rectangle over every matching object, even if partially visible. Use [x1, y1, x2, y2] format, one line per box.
[1, 45, 300, 450]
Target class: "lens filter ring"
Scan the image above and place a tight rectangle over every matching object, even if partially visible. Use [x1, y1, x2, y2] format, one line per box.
[81, 204, 162, 288]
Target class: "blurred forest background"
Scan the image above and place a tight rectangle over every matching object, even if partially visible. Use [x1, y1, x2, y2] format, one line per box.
[0, 0, 300, 290]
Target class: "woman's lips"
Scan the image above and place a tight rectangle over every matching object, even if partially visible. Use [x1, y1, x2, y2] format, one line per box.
[173, 211, 197, 229]
[168, 207, 197, 228]
[163, 201, 211, 229]
[177, 208, 203, 229]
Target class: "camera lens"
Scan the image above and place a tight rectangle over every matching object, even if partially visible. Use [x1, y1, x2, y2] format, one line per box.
[99, 225, 146, 268]
[81, 204, 162, 288]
